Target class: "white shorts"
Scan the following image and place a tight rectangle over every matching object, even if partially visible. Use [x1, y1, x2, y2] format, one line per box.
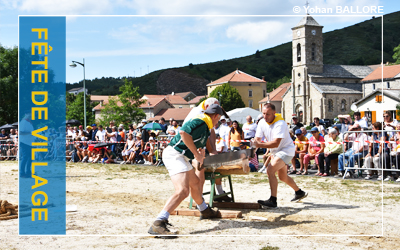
[274, 151, 294, 165]
[163, 146, 193, 176]
[122, 150, 133, 156]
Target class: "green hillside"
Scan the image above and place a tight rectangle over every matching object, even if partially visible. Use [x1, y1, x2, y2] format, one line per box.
[66, 11, 400, 96]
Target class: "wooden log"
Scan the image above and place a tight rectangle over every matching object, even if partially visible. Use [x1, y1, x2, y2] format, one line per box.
[205, 159, 250, 175]
[171, 209, 242, 218]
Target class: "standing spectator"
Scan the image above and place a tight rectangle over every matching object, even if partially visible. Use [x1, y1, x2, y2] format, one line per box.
[78, 125, 86, 136]
[304, 127, 325, 176]
[106, 121, 115, 133]
[85, 126, 92, 141]
[353, 111, 368, 130]
[66, 124, 74, 138]
[390, 124, 400, 182]
[320, 128, 343, 177]
[338, 124, 368, 178]
[140, 123, 150, 153]
[228, 120, 244, 151]
[167, 120, 180, 136]
[106, 126, 118, 152]
[290, 114, 304, 134]
[383, 111, 398, 139]
[0, 129, 9, 140]
[242, 115, 258, 141]
[159, 117, 167, 133]
[118, 127, 126, 143]
[119, 124, 126, 134]
[364, 122, 390, 180]
[313, 117, 326, 136]
[96, 125, 107, 141]
[91, 124, 98, 142]
[219, 116, 230, 147]
[291, 129, 309, 175]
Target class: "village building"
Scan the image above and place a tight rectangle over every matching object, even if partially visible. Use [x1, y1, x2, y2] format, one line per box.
[68, 87, 88, 95]
[206, 69, 267, 110]
[281, 15, 373, 124]
[175, 91, 197, 102]
[259, 82, 291, 113]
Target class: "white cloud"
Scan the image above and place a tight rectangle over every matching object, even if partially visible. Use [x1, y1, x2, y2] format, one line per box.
[18, 0, 114, 15]
[226, 21, 291, 46]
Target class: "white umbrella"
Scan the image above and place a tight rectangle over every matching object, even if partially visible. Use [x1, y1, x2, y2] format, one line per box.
[226, 108, 262, 124]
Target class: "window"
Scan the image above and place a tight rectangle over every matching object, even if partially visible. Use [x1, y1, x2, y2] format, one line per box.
[248, 89, 253, 97]
[343, 80, 347, 83]
[341, 99, 346, 112]
[249, 100, 253, 108]
[311, 43, 316, 61]
[328, 99, 333, 112]
[330, 80, 334, 83]
[297, 43, 301, 62]
[298, 85, 301, 95]
[179, 106, 183, 109]
[355, 80, 359, 83]
[263, 90, 266, 98]
[372, 83, 376, 90]
[387, 82, 390, 89]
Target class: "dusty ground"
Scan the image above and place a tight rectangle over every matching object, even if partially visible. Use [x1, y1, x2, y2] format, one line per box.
[0, 161, 399, 249]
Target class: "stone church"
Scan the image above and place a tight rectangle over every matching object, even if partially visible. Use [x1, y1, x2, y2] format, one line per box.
[281, 15, 373, 124]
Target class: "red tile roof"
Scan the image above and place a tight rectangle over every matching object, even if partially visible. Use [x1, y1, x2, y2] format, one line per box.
[188, 95, 206, 104]
[93, 97, 173, 110]
[207, 69, 266, 86]
[362, 64, 400, 82]
[90, 95, 110, 102]
[175, 92, 194, 99]
[148, 108, 193, 122]
[143, 94, 188, 105]
[259, 82, 291, 103]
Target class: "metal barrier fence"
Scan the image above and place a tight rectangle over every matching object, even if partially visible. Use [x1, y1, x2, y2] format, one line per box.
[0, 139, 17, 159]
[341, 130, 400, 179]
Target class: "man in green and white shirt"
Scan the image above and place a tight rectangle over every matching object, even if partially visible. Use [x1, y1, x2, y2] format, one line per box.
[148, 104, 223, 238]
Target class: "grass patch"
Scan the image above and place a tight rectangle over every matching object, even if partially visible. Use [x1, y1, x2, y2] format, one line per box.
[260, 246, 279, 250]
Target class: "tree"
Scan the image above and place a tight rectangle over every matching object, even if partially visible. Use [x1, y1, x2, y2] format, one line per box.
[209, 83, 245, 112]
[268, 76, 290, 92]
[99, 79, 146, 126]
[66, 92, 97, 125]
[393, 43, 400, 64]
[255, 50, 261, 58]
[0, 45, 18, 125]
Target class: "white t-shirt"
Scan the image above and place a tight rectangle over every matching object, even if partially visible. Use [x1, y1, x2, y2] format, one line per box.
[183, 106, 204, 125]
[354, 119, 368, 129]
[126, 138, 135, 149]
[255, 119, 295, 156]
[242, 122, 257, 139]
[216, 139, 228, 152]
[96, 130, 107, 141]
[219, 123, 230, 145]
[108, 131, 117, 142]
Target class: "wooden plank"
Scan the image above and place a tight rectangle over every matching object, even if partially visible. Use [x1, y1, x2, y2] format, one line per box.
[172, 209, 242, 218]
[188, 201, 261, 209]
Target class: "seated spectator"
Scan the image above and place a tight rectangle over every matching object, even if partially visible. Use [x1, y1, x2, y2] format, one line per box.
[216, 133, 227, 153]
[338, 124, 368, 178]
[301, 127, 312, 139]
[320, 128, 343, 177]
[121, 133, 135, 164]
[364, 122, 390, 180]
[239, 142, 259, 172]
[390, 124, 400, 182]
[383, 111, 398, 139]
[353, 111, 368, 130]
[127, 133, 142, 164]
[291, 129, 309, 175]
[103, 148, 117, 164]
[229, 120, 244, 151]
[78, 140, 89, 162]
[141, 137, 156, 165]
[304, 127, 325, 176]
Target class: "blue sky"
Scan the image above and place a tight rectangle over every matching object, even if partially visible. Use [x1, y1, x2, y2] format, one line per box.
[1, 0, 400, 85]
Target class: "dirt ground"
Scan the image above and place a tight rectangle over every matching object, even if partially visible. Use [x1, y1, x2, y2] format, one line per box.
[1, 161, 399, 250]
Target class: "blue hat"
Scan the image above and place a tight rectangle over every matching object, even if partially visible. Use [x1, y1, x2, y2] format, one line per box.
[295, 129, 302, 135]
[92, 124, 97, 127]
[310, 127, 319, 132]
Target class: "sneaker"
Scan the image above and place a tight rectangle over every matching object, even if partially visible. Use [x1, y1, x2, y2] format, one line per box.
[377, 175, 383, 181]
[148, 219, 177, 239]
[199, 206, 219, 220]
[120, 161, 126, 165]
[291, 191, 308, 203]
[257, 199, 277, 208]
[344, 172, 351, 179]
[384, 176, 393, 182]
[396, 177, 400, 182]
[365, 175, 372, 180]
[258, 165, 266, 173]
[83, 156, 88, 162]
[338, 172, 344, 177]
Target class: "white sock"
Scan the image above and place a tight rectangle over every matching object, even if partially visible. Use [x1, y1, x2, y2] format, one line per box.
[156, 210, 170, 221]
[197, 201, 208, 211]
[216, 185, 224, 195]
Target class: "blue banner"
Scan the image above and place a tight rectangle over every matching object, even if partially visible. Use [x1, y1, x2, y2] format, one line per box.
[19, 16, 66, 235]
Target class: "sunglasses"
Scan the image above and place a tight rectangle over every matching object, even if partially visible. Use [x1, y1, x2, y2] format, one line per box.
[311, 131, 318, 133]
[383, 115, 389, 118]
